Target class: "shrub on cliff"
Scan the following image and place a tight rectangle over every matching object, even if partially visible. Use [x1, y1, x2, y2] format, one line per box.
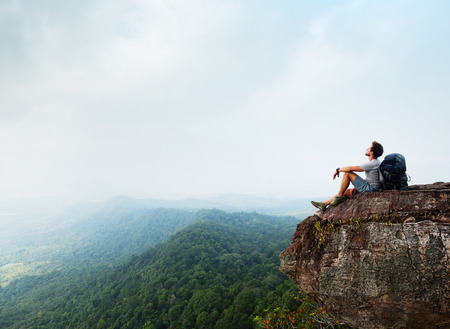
[254, 291, 350, 329]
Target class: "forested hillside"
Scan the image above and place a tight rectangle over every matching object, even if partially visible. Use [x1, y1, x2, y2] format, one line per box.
[0, 209, 301, 329]
[1, 207, 198, 286]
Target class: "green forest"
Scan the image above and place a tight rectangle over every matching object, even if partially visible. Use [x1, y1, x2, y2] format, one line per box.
[0, 207, 199, 286]
[0, 208, 342, 328]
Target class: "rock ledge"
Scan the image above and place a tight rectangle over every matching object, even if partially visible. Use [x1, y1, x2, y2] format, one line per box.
[280, 182, 450, 329]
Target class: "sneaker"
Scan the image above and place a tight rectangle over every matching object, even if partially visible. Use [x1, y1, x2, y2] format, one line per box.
[311, 201, 327, 211]
[330, 196, 347, 206]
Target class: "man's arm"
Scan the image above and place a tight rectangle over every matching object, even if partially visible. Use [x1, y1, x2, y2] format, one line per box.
[333, 166, 363, 179]
[339, 166, 363, 172]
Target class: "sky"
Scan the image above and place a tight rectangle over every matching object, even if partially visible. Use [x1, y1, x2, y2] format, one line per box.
[1, 0, 449, 202]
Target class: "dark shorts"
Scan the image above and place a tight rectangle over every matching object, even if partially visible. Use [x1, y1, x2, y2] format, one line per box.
[352, 175, 377, 194]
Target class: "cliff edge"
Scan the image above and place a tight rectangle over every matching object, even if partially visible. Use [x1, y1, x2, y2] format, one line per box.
[280, 182, 450, 329]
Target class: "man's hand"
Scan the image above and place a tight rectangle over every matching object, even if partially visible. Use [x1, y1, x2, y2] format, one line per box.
[333, 168, 340, 180]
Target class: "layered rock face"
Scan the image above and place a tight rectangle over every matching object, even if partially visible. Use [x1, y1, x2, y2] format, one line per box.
[280, 182, 450, 329]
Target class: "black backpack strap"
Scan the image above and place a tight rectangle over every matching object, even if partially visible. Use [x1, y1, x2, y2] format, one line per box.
[378, 166, 386, 191]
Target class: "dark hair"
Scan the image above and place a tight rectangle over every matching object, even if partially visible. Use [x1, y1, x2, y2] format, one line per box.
[371, 141, 384, 158]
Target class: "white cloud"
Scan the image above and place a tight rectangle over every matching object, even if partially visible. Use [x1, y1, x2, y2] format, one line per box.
[0, 0, 449, 200]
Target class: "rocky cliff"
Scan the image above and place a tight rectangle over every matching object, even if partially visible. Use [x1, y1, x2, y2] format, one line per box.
[280, 182, 450, 329]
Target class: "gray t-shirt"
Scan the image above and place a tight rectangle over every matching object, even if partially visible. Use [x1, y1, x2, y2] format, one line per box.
[360, 159, 381, 190]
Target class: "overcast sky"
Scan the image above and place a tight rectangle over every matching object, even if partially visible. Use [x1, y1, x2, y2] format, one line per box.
[1, 0, 449, 202]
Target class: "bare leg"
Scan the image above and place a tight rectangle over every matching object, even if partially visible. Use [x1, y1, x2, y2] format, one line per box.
[324, 172, 358, 205]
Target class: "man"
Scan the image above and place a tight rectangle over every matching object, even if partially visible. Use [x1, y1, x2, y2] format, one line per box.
[311, 141, 384, 211]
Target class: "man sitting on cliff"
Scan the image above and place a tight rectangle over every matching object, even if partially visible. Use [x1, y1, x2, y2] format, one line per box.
[311, 141, 384, 211]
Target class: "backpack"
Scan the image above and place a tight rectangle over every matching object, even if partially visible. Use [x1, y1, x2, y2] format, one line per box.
[379, 153, 409, 191]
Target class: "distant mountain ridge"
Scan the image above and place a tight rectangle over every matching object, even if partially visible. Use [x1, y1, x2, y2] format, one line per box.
[75, 194, 313, 216]
[1, 194, 311, 287]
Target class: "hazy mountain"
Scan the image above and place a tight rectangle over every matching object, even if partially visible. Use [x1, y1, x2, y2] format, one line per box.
[1, 207, 202, 285]
[1, 193, 312, 286]
[71, 194, 314, 215]
[0, 210, 300, 329]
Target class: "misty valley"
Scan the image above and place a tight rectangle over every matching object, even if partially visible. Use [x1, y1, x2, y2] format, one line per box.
[0, 197, 335, 328]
